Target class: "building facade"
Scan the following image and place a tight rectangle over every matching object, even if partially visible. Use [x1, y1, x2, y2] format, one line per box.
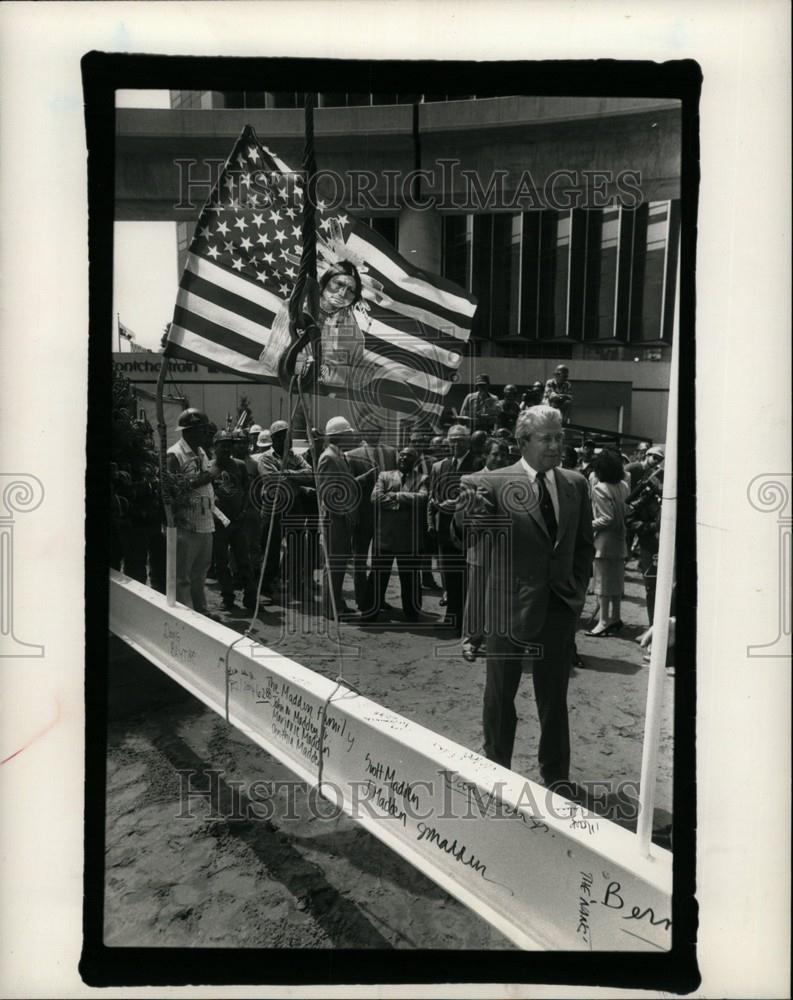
[116, 92, 680, 437]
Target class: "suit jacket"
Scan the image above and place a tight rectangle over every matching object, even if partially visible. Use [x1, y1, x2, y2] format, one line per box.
[346, 452, 377, 537]
[591, 479, 629, 559]
[317, 444, 358, 531]
[371, 468, 428, 553]
[427, 452, 484, 541]
[453, 470, 490, 565]
[347, 442, 398, 474]
[468, 462, 594, 642]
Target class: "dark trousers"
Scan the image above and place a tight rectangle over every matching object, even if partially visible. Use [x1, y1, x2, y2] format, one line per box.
[321, 516, 351, 617]
[215, 519, 255, 603]
[637, 546, 657, 625]
[368, 550, 422, 620]
[352, 521, 374, 612]
[120, 520, 166, 594]
[260, 509, 283, 588]
[483, 593, 576, 783]
[438, 536, 466, 633]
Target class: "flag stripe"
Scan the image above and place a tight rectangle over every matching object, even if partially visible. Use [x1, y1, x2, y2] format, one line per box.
[185, 252, 284, 315]
[165, 340, 278, 386]
[362, 307, 467, 363]
[172, 306, 264, 362]
[347, 222, 478, 309]
[176, 288, 274, 348]
[179, 269, 278, 333]
[357, 260, 474, 338]
[359, 287, 472, 341]
[346, 227, 477, 317]
[362, 332, 457, 383]
[168, 324, 272, 379]
[359, 349, 450, 399]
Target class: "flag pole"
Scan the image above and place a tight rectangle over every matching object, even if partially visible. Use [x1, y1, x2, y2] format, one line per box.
[636, 252, 680, 854]
[156, 354, 178, 606]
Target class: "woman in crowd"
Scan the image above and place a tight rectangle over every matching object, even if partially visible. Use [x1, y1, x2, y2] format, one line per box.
[586, 448, 630, 637]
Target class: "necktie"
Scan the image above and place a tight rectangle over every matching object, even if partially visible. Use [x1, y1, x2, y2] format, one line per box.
[536, 471, 558, 539]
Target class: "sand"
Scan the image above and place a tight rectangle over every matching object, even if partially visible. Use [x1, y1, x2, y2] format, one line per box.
[104, 558, 673, 948]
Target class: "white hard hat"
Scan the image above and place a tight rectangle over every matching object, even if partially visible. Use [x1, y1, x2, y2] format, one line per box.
[256, 430, 272, 449]
[248, 423, 263, 435]
[325, 416, 355, 437]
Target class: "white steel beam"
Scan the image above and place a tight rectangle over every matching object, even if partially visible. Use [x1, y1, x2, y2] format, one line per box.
[109, 570, 672, 951]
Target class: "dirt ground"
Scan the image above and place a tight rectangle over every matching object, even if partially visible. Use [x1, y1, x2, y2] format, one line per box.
[104, 558, 674, 949]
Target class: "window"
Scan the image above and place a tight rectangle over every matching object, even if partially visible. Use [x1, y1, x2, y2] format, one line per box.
[361, 216, 399, 248]
[442, 204, 679, 346]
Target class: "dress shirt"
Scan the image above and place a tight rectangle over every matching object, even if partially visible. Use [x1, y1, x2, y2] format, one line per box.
[519, 457, 560, 525]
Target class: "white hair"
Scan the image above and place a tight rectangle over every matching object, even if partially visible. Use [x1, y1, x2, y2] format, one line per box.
[515, 405, 562, 444]
[446, 423, 471, 438]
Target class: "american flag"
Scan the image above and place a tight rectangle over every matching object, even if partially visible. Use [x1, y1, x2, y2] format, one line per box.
[164, 125, 476, 419]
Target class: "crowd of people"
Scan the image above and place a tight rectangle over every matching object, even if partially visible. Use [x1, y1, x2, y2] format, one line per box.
[111, 365, 669, 793]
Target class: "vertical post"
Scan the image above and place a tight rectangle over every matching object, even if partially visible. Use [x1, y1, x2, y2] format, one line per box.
[636, 258, 680, 853]
[155, 356, 177, 606]
[117, 313, 121, 353]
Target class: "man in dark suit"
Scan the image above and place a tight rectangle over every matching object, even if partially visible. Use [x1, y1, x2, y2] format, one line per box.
[346, 422, 398, 613]
[363, 447, 428, 622]
[463, 405, 594, 790]
[427, 424, 484, 635]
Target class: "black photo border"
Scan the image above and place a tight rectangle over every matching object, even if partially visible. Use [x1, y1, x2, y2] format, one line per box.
[82, 53, 700, 992]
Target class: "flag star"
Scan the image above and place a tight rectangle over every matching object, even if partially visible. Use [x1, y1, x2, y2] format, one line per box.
[278, 186, 288, 200]
[216, 220, 229, 235]
[231, 257, 244, 271]
[316, 199, 327, 212]
[224, 175, 236, 189]
[234, 216, 248, 232]
[294, 244, 303, 255]
[251, 213, 265, 228]
[291, 224, 302, 238]
[241, 173, 252, 187]
[240, 236, 253, 250]
[237, 154, 246, 168]
[269, 209, 282, 224]
[285, 206, 297, 219]
[337, 213, 349, 226]
[256, 232, 269, 247]
[319, 217, 332, 231]
[199, 225, 213, 239]
[247, 193, 259, 207]
[285, 266, 296, 278]
[279, 282, 290, 295]
[227, 197, 241, 211]
[263, 252, 275, 265]
[255, 269, 267, 282]
[247, 146, 260, 163]
[206, 244, 220, 259]
[207, 202, 224, 214]
[224, 240, 236, 253]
